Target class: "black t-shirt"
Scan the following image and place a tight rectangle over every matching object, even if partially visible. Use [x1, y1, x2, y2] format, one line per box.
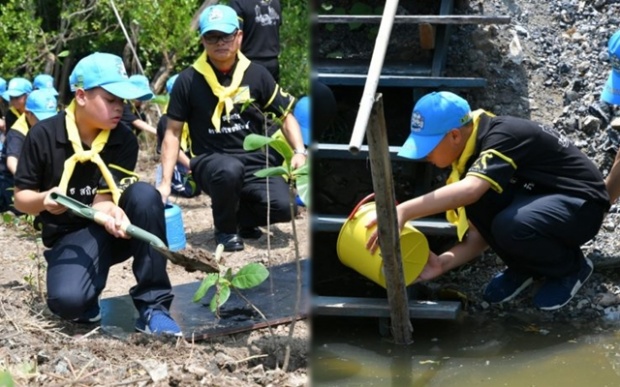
[464, 113, 609, 230]
[4, 109, 19, 135]
[230, 0, 281, 60]
[167, 59, 294, 156]
[14, 112, 139, 247]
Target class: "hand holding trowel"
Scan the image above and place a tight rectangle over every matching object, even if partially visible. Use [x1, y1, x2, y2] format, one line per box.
[50, 192, 219, 273]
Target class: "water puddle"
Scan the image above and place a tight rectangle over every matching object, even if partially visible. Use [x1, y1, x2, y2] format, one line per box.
[312, 314, 620, 386]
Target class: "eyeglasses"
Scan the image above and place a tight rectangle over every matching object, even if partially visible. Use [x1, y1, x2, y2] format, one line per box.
[203, 30, 238, 45]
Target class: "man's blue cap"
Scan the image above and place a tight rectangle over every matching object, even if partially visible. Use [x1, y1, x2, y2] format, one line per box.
[2, 77, 33, 102]
[33, 74, 59, 96]
[602, 30, 620, 105]
[0, 77, 6, 95]
[166, 74, 179, 95]
[25, 89, 58, 121]
[294, 96, 311, 145]
[129, 74, 154, 101]
[398, 91, 472, 160]
[199, 5, 239, 36]
[69, 53, 151, 101]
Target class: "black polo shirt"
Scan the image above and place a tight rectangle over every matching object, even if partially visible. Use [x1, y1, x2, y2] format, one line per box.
[464, 113, 609, 230]
[14, 112, 139, 247]
[167, 58, 294, 156]
[230, 0, 281, 60]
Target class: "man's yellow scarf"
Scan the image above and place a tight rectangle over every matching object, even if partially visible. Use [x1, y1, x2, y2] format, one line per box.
[58, 100, 121, 204]
[192, 51, 251, 132]
[445, 109, 494, 241]
[11, 114, 29, 136]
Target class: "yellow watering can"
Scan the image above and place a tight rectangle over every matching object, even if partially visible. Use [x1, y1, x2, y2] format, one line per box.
[336, 194, 429, 288]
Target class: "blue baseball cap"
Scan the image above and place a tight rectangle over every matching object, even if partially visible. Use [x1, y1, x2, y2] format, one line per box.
[69, 52, 151, 101]
[25, 89, 58, 121]
[398, 91, 472, 160]
[294, 96, 311, 145]
[2, 77, 33, 102]
[199, 5, 239, 35]
[602, 30, 620, 105]
[33, 74, 59, 96]
[166, 74, 179, 95]
[0, 77, 6, 94]
[128, 74, 154, 101]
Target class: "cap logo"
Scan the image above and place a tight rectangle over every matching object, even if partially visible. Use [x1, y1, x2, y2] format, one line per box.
[209, 8, 224, 22]
[460, 112, 472, 125]
[45, 98, 56, 110]
[410, 111, 424, 132]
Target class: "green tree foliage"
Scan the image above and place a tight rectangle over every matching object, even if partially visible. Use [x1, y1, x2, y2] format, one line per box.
[0, 0, 308, 97]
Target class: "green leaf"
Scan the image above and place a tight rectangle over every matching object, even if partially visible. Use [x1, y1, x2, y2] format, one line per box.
[268, 138, 294, 161]
[255, 166, 289, 178]
[231, 263, 269, 289]
[243, 133, 274, 151]
[0, 370, 13, 387]
[57, 50, 70, 58]
[192, 273, 219, 303]
[209, 284, 231, 312]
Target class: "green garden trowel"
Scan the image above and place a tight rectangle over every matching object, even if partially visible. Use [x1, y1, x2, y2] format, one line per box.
[50, 192, 219, 273]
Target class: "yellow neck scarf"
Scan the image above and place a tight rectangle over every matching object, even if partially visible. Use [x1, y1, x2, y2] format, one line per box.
[11, 114, 29, 136]
[58, 100, 121, 204]
[446, 109, 494, 241]
[192, 51, 251, 132]
[9, 106, 19, 118]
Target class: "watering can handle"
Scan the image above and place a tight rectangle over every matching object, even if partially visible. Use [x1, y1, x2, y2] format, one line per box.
[347, 193, 401, 221]
[347, 193, 376, 220]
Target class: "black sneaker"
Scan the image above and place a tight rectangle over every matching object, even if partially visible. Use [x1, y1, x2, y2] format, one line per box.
[214, 230, 244, 252]
[238, 227, 263, 239]
[533, 257, 593, 311]
[482, 268, 534, 303]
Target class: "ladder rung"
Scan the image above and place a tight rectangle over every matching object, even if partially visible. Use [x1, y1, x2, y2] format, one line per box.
[315, 14, 511, 25]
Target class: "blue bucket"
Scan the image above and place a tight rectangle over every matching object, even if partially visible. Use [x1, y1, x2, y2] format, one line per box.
[165, 204, 186, 251]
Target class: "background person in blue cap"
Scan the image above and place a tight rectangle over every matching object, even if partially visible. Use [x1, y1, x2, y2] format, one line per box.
[0, 89, 58, 214]
[0, 77, 6, 135]
[2, 77, 33, 131]
[13, 52, 182, 337]
[33, 74, 59, 96]
[599, 30, 620, 203]
[159, 4, 306, 252]
[365, 91, 609, 311]
[120, 74, 157, 136]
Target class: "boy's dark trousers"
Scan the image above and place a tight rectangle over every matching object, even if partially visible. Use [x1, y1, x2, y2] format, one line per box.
[190, 152, 293, 235]
[469, 192, 606, 278]
[44, 182, 174, 320]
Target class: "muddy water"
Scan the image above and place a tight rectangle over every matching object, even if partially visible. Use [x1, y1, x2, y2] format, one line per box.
[311, 314, 620, 386]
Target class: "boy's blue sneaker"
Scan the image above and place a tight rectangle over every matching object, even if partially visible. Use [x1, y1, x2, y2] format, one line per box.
[135, 309, 183, 337]
[533, 257, 593, 311]
[483, 268, 534, 303]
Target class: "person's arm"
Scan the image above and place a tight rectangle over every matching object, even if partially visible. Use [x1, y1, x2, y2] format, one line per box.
[177, 150, 191, 170]
[366, 175, 492, 253]
[131, 119, 157, 136]
[280, 113, 306, 169]
[606, 149, 620, 203]
[6, 155, 17, 175]
[416, 222, 489, 282]
[14, 187, 66, 216]
[157, 118, 183, 203]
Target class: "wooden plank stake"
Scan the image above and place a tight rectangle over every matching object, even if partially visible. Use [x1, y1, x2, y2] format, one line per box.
[419, 23, 436, 50]
[367, 94, 413, 345]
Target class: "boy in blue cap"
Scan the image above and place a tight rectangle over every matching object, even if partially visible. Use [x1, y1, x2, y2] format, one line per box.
[33, 74, 59, 96]
[159, 4, 306, 252]
[0, 77, 6, 135]
[13, 52, 182, 336]
[366, 91, 609, 310]
[0, 89, 57, 213]
[2, 77, 33, 131]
